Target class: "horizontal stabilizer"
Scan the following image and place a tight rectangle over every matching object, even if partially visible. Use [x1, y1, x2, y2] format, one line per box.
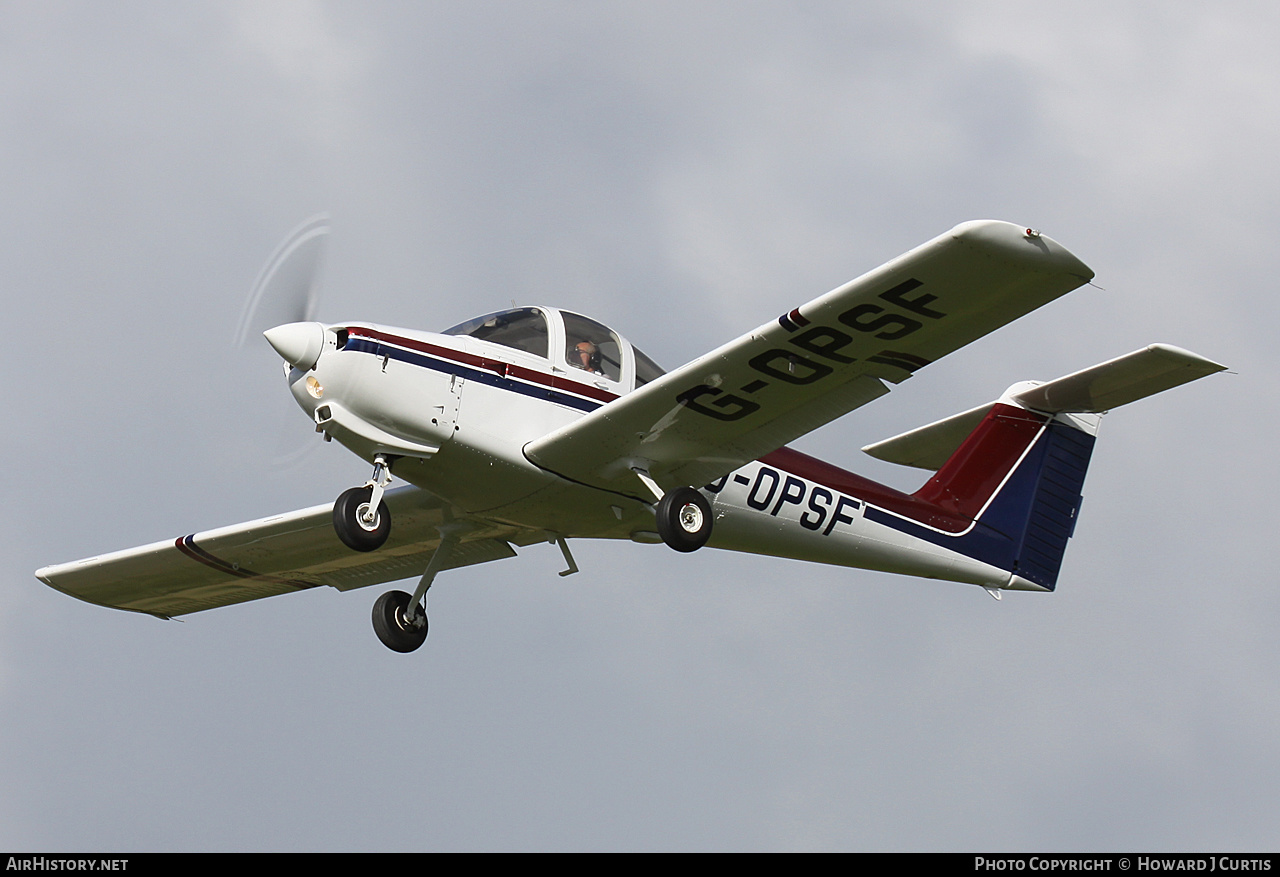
[861, 402, 994, 471]
[1008, 343, 1226, 413]
[863, 344, 1226, 471]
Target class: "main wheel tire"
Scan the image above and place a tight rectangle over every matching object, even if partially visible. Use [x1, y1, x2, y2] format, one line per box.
[333, 486, 391, 552]
[655, 486, 713, 553]
[372, 590, 428, 653]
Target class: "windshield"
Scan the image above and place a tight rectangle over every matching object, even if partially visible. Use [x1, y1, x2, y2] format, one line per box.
[443, 308, 549, 359]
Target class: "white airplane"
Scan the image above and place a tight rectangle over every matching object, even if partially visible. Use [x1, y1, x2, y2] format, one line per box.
[36, 220, 1226, 652]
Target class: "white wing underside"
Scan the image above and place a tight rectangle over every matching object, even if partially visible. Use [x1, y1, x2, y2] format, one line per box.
[36, 486, 542, 618]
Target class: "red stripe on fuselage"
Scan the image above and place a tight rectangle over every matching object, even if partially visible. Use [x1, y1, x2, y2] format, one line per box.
[350, 328, 1047, 536]
[348, 326, 619, 404]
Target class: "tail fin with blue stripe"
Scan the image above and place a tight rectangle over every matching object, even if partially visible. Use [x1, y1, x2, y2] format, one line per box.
[865, 344, 1226, 591]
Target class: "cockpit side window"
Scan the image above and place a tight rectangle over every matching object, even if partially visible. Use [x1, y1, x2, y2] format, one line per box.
[633, 346, 666, 387]
[562, 312, 622, 382]
[443, 308, 549, 359]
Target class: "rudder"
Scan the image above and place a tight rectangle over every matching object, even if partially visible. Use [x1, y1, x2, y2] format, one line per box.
[1003, 415, 1096, 589]
[909, 403, 1097, 591]
[862, 343, 1224, 592]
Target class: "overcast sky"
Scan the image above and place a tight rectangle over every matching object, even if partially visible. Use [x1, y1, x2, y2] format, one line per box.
[1, 1, 1274, 852]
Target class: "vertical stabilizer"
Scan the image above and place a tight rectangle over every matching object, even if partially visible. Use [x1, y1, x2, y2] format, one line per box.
[908, 403, 1096, 590]
[862, 344, 1225, 591]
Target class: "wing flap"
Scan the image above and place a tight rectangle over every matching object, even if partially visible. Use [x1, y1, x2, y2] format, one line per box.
[526, 220, 1093, 496]
[36, 486, 527, 617]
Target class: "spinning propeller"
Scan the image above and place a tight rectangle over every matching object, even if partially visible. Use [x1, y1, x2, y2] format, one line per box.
[233, 213, 330, 348]
[233, 214, 332, 469]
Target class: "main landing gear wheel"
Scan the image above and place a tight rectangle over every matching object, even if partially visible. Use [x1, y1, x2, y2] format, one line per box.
[372, 590, 428, 653]
[333, 486, 391, 552]
[655, 486, 713, 553]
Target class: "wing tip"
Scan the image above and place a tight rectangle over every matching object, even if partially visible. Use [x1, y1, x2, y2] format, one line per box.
[949, 219, 1094, 282]
[1144, 342, 1229, 374]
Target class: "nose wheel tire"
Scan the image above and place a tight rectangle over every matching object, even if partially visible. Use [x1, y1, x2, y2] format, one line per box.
[333, 486, 391, 552]
[655, 487, 713, 553]
[372, 590, 428, 652]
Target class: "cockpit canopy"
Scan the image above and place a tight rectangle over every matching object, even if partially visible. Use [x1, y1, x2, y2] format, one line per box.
[442, 307, 547, 359]
[444, 306, 666, 390]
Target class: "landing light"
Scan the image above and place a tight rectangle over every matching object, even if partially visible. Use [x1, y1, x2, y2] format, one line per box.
[306, 376, 324, 398]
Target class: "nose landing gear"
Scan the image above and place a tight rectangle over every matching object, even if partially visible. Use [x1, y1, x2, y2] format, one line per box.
[333, 486, 390, 551]
[333, 455, 393, 552]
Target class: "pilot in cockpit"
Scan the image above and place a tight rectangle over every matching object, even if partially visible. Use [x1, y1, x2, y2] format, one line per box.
[572, 340, 604, 375]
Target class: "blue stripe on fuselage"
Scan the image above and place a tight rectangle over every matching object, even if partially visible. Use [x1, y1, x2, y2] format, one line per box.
[346, 337, 604, 413]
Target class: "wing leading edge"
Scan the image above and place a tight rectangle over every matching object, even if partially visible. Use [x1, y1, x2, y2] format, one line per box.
[36, 486, 538, 618]
[525, 220, 1094, 498]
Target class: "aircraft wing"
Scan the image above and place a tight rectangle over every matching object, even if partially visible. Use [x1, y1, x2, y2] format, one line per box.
[36, 486, 538, 618]
[525, 220, 1095, 498]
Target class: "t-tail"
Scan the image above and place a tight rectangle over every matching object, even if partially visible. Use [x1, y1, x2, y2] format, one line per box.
[861, 344, 1226, 591]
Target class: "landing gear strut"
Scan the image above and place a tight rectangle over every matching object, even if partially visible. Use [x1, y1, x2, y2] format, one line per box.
[370, 520, 468, 653]
[333, 455, 392, 552]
